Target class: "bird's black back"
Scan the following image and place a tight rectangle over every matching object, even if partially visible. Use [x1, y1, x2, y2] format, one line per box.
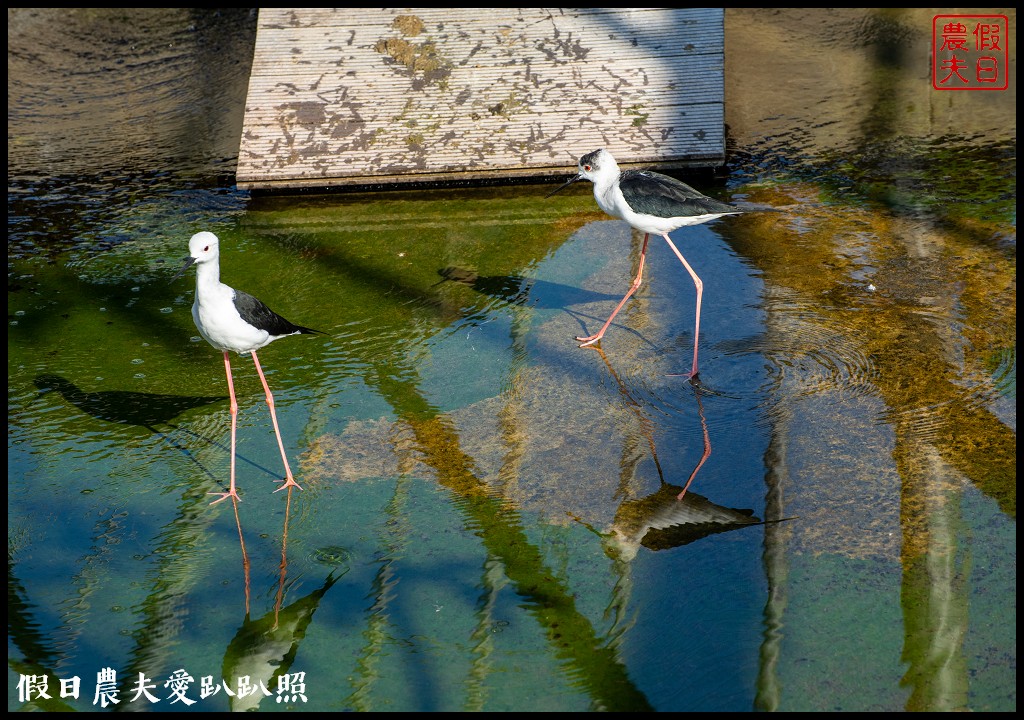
[233, 289, 321, 337]
[619, 170, 740, 219]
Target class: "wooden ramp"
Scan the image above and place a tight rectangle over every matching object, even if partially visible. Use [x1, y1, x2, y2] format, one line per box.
[237, 8, 726, 192]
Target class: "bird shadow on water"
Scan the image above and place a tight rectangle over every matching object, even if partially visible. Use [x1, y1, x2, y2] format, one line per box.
[32, 373, 283, 489]
[435, 265, 664, 352]
[33, 374, 227, 432]
[436, 266, 623, 310]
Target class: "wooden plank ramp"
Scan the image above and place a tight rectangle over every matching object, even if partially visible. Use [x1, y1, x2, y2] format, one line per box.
[237, 8, 726, 192]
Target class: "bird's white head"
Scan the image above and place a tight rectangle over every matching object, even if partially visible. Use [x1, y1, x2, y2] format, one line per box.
[576, 148, 619, 183]
[187, 231, 220, 265]
[170, 231, 221, 283]
[545, 148, 620, 197]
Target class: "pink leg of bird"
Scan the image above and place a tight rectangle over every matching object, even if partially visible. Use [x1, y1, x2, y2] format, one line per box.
[576, 233, 651, 347]
[209, 351, 242, 505]
[250, 350, 303, 493]
[662, 234, 703, 380]
[676, 384, 711, 501]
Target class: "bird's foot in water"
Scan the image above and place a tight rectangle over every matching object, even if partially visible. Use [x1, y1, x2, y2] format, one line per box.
[208, 487, 241, 505]
[575, 334, 603, 348]
[274, 477, 303, 493]
[666, 369, 700, 382]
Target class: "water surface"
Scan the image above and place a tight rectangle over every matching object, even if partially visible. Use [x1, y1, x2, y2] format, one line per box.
[8, 8, 1015, 712]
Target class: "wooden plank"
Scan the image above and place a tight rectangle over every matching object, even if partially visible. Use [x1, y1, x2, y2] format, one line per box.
[237, 8, 726, 190]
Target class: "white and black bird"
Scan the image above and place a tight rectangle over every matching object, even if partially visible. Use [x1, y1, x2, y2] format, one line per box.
[547, 148, 743, 379]
[171, 231, 322, 504]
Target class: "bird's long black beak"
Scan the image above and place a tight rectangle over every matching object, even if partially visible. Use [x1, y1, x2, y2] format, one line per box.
[545, 173, 582, 198]
[170, 255, 196, 284]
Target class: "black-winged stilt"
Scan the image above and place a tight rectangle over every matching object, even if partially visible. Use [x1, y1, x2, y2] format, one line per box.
[172, 231, 322, 504]
[547, 148, 743, 379]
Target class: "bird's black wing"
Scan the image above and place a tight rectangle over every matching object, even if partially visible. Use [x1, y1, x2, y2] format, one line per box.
[619, 170, 741, 218]
[232, 289, 321, 336]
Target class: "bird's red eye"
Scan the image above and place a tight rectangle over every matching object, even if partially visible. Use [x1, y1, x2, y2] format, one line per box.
[203, 246, 210, 252]
[583, 165, 591, 171]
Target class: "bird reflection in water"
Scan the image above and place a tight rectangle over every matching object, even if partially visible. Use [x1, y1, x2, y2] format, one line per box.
[580, 349, 763, 561]
[221, 485, 344, 711]
[229, 481, 303, 656]
[222, 570, 341, 710]
[429, 271, 768, 558]
[607, 484, 761, 562]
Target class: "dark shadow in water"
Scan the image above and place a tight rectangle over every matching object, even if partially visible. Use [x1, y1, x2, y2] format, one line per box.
[437, 266, 624, 309]
[33, 374, 281, 484]
[436, 264, 663, 359]
[33, 374, 226, 431]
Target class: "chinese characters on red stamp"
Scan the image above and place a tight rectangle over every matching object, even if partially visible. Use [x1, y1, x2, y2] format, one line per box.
[933, 14, 1009, 90]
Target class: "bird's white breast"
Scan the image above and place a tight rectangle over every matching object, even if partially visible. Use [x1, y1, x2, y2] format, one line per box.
[593, 181, 626, 220]
[192, 283, 271, 354]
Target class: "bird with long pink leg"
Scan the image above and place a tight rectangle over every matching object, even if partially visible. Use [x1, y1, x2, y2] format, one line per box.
[172, 231, 322, 504]
[548, 149, 743, 380]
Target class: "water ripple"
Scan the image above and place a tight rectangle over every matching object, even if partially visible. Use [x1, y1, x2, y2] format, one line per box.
[882, 347, 1017, 440]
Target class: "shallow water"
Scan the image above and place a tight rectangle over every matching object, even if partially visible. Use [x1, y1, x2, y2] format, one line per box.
[8, 8, 1016, 712]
